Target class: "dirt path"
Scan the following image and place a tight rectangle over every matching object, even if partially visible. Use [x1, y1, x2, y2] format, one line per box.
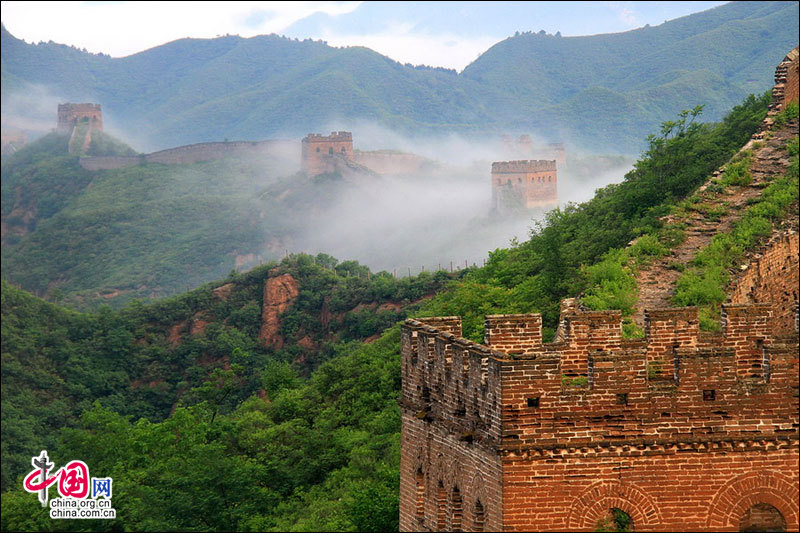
[632, 119, 798, 327]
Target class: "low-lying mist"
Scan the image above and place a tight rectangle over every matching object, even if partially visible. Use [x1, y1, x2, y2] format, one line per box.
[3, 93, 635, 301]
[275, 123, 635, 276]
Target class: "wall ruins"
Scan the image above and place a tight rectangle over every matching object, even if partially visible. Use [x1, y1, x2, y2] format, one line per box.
[491, 160, 558, 212]
[301, 131, 354, 176]
[399, 304, 799, 531]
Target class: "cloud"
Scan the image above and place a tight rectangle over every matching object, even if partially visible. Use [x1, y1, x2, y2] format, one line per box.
[619, 8, 638, 26]
[601, 1, 639, 29]
[319, 24, 498, 71]
[0, 1, 362, 57]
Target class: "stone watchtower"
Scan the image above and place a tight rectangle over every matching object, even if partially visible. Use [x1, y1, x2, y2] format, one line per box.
[301, 131, 353, 176]
[399, 303, 799, 531]
[57, 103, 103, 134]
[491, 160, 558, 212]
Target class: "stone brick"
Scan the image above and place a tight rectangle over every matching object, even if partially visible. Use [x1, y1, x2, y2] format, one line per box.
[491, 160, 558, 212]
[301, 131, 353, 176]
[399, 300, 799, 531]
[57, 103, 103, 134]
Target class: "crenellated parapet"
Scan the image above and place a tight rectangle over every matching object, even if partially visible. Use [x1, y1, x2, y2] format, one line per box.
[401, 317, 504, 448]
[302, 131, 353, 143]
[769, 47, 799, 114]
[301, 131, 354, 176]
[491, 159, 558, 212]
[401, 301, 798, 453]
[57, 103, 103, 134]
[491, 160, 557, 173]
[401, 47, 800, 532]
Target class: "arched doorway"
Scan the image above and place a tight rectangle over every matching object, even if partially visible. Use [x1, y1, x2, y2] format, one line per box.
[596, 508, 633, 532]
[739, 503, 786, 532]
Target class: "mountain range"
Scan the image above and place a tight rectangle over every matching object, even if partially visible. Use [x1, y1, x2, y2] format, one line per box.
[1, 1, 797, 152]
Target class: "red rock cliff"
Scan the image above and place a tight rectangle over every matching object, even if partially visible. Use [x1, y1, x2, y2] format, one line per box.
[259, 273, 300, 348]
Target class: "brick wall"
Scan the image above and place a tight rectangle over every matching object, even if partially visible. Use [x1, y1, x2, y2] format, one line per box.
[301, 132, 353, 176]
[771, 48, 799, 113]
[400, 318, 505, 531]
[729, 230, 799, 333]
[503, 447, 798, 531]
[146, 139, 297, 165]
[78, 140, 298, 170]
[400, 303, 799, 531]
[491, 160, 558, 211]
[57, 103, 102, 134]
[352, 150, 429, 175]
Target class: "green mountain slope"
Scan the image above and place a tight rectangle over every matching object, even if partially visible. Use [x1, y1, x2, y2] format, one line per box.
[3, 90, 796, 532]
[2, 1, 797, 152]
[0, 133, 304, 308]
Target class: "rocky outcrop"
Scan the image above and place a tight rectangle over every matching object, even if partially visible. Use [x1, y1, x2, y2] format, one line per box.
[258, 273, 300, 348]
[211, 283, 234, 301]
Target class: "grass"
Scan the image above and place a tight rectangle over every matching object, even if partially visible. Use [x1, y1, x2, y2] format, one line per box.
[672, 137, 799, 330]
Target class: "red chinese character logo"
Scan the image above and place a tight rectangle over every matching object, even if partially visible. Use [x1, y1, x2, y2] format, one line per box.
[23, 466, 58, 491]
[57, 461, 90, 499]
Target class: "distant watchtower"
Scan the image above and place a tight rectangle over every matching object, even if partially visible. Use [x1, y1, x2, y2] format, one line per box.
[301, 131, 354, 176]
[57, 103, 103, 134]
[491, 159, 557, 212]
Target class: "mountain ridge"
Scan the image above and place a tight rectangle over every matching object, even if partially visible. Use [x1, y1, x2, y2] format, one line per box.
[2, 1, 797, 152]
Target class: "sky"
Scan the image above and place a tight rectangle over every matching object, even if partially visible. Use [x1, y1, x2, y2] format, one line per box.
[1, 1, 729, 71]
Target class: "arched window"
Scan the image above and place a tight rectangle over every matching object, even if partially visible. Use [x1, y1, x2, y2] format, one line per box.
[341, 147, 346, 153]
[415, 469, 425, 519]
[316, 147, 320, 153]
[474, 499, 485, 532]
[739, 503, 786, 532]
[596, 508, 632, 532]
[328, 147, 334, 155]
[450, 486, 463, 532]
[436, 482, 446, 531]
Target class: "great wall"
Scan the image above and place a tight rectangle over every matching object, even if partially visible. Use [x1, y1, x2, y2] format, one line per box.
[77, 139, 299, 170]
[49, 106, 563, 212]
[70, 122, 434, 179]
[491, 160, 558, 212]
[57, 103, 103, 154]
[398, 47, 800, 532]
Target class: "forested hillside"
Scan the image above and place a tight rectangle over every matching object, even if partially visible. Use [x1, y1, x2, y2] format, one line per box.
[3, 86, 797, 531]
[2, 1, 797, 152]
[0, 133, 301, 308]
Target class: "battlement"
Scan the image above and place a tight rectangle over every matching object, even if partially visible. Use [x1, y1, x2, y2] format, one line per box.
[57, 103, 103, 134]
[491, 159, 557, 173]
[769, 47, 799, 113]
[301, 131, 354, 176]
[491, 159, 558, 212]
[401, 302, 798, 451]
[302, 131, 353, 143]
[402, 47, 800, 533]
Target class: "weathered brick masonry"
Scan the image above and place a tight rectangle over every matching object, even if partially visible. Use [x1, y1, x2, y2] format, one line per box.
[729, 230, 799, 334]
[57, 103, 103, 154]
[57, 103, 103, 134]
[301, 131, 354, 176]
[770, 47, 799, 114]
[491, 160, 558, 212]
[399, 304, 799, 531]
[78, 139, 298, 170]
